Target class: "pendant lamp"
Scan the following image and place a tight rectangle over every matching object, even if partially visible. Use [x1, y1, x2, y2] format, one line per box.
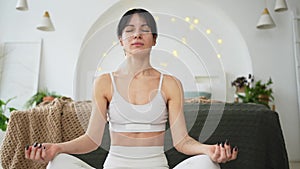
[274, 0, 288, 12]
[256, 8, 276, 29]
[16, 0, 28, 11]
[36, 11, 55, 31]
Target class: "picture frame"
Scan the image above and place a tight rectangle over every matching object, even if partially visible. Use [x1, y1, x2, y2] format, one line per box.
[0, 40, 42, 115]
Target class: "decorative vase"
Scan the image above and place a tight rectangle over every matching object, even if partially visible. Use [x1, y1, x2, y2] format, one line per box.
[234, 86, 246, 103]
[258, 94, 269, 105]
[42, 96, 55, 102]
[235, 86, 246, 93]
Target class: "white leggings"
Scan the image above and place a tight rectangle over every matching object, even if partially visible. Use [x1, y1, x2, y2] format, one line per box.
[47, 146, 220, 169]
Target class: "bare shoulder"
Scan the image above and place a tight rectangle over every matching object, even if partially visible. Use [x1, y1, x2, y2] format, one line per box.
[94, 73, 111, 85]
[162, 74, 183, 100]
[162, 74, 183, 88]
[93, 73, 112, 95]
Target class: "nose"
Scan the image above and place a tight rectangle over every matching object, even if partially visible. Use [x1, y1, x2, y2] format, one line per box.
[133, 31, 142, 39]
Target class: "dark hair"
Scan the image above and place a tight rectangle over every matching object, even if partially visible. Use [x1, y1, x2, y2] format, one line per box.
[117, 8, 158, 39]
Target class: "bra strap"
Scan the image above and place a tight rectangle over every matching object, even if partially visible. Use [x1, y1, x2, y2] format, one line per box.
[158, 73, 163, 91]
[110, 72, 116, 90]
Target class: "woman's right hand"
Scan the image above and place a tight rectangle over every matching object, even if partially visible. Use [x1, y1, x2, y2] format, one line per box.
[25, 142, 60, 164]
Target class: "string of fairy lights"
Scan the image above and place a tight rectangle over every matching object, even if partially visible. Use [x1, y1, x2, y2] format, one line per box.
[97, 14, 224, 72]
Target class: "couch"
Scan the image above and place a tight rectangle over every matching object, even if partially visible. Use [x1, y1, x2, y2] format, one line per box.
[0, 97, 289, 169]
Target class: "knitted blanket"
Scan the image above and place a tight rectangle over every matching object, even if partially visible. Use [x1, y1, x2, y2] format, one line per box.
[0, 97, 91, 169]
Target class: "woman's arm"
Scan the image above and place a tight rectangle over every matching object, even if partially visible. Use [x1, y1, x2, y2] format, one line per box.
[25, 74, 110, 162]
[57, 74, 110, 153]
[164, 75, 238, 163]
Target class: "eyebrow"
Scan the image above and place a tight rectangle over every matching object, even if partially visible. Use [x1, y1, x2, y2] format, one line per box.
[124, 24, 150, 27]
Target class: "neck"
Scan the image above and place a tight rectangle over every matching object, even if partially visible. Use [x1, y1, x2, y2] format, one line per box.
[120, 53, 152, 76]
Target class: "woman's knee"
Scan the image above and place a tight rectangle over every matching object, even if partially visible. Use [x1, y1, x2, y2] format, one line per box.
[174, 155, 220, 169]
[46, 153, 94, 169]
[46, 153, 73, 169]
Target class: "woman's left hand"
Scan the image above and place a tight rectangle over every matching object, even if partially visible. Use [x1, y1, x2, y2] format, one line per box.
[206, 140, 238, 163]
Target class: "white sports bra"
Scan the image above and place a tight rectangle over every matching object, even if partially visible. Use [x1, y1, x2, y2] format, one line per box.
[108, 72, 168, 132]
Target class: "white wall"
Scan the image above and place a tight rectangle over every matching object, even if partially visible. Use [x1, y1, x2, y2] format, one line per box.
[0, 0, 299, 161]
[0, 0, 119, 97]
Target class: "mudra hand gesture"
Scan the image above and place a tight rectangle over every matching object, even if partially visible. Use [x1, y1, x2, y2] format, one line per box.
[207, 141, 238, 163]
[25, 142, 58, 164]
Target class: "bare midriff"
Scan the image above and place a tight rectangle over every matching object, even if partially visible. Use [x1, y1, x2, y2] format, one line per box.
[110, 131, 165, 146]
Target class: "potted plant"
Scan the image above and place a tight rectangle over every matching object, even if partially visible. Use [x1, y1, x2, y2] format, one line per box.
[25, 89, 61, 108]
[231, 74, 254, 93]
[238, 78, 274, 108]
[0, 97, 17, 131]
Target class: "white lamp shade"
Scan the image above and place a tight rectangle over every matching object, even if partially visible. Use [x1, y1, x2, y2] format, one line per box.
[256, 8, 276, 29]
[36, 11, 55, 31]
[274, 0, 288, 12]
[16, 0, 28, 11]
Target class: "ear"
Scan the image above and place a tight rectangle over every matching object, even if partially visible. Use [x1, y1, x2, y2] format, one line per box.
[119, 37, 124, 46]
[153, 36, 157, 46]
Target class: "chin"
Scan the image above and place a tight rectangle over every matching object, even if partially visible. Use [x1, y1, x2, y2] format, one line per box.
[130, 48, 151, 56]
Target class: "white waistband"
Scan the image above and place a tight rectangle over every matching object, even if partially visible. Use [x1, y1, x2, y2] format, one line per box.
[109, 146, 164, 158]
[104, 146, 169, 168]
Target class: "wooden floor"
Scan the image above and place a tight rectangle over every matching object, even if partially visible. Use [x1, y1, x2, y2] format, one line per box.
[290, 162, 300, 169]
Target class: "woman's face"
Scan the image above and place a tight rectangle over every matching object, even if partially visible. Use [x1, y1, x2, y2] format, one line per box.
[120, 13, 156, 56]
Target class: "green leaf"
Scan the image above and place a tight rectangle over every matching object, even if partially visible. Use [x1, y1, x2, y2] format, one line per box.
[24, 88, 61, 108]
[0, 97, 17, 131]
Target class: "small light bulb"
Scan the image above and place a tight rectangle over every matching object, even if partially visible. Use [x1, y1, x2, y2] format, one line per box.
[160, 62, 168, 67]
[181, 37, 187, 44]
[206, 29, 211, 34]
[189, 24, 195, 30]
[193, 19, 199, 24]
[173, 50, 178, 57]
[185, 17, 190, 22]
[217, 39, 223, 44]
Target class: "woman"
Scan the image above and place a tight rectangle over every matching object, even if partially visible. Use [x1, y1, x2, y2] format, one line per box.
[25, 8, 238, 169]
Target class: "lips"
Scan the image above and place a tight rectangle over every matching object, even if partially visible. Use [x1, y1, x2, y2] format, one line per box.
[132, 42, 144, 46]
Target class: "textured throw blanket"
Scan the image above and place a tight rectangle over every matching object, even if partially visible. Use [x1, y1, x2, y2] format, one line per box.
[0, 97, 91, 169]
